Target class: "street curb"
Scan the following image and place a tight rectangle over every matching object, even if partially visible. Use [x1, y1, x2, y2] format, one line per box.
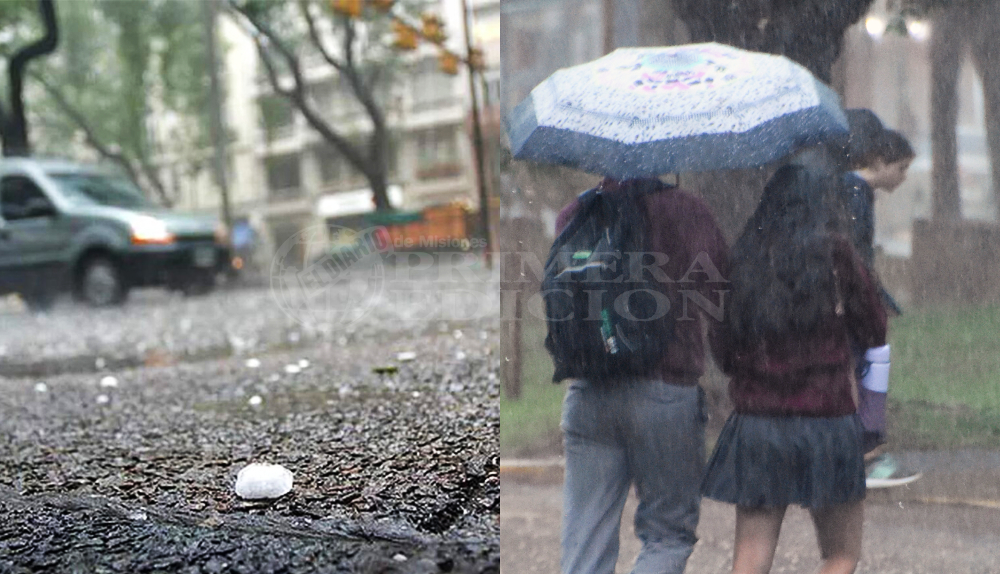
[499, 458, 565, 484]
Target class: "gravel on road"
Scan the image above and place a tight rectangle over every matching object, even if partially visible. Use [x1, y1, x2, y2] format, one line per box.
[0, 280, 499, 573]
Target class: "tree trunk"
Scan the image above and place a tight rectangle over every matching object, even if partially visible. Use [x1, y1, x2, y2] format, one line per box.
[366, 114, 392, 212]
[368, 165, 391, 212]
[969, 2, 1000, 221]
[203, 0, 232, 228]
[674, 0, 874, 238]
[639, 0, 688, 46]
[930, 7, 964, 222]
[3, 0, 58, 156]
[603, 0, 615, 54]
[676, 0, 873, 85]
[242, 0, 393, 213]
[977, 69, 1000, 222]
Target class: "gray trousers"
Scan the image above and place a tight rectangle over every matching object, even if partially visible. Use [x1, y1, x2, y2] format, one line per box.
[560, 378, 706, 574]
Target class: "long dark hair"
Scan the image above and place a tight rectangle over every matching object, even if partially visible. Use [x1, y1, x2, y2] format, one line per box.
[725, 160, 847, 349]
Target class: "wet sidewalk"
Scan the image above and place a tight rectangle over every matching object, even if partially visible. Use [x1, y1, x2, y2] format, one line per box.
[500, 450, 1000, 573]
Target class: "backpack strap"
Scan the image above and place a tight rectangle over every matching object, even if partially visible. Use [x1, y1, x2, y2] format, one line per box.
[544, 187, 602, 269]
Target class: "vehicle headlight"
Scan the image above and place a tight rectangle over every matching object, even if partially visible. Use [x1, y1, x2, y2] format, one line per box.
[214, 222, 230, 245]
[131, 216, 175, 245]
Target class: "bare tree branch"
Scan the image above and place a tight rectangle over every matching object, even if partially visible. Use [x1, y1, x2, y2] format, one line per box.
[341, 11, 356, 71]
[34, 73, 135, 174]
[299, 0, 344, 72]
[228, 1, 306, 90]
[254, 37, 294, 99]
[248, 27, 368, 171]
[334, 13, 386, 136]
[135, 155, 172, 207]
[227, 0, 392, 210]
[33, 72, 173, 206]
[365, 64, 384, 95]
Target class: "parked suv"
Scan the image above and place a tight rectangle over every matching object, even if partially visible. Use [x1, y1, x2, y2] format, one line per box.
[0, 158, 230, 310]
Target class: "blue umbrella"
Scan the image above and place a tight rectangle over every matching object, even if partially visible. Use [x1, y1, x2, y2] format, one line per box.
[506, 43, 849, 179]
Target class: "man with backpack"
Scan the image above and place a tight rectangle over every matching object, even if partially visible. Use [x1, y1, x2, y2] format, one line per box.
[546, 177, 728, 574]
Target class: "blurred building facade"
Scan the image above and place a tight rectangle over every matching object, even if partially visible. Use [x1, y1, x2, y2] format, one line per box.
[145, 0, 499, 266]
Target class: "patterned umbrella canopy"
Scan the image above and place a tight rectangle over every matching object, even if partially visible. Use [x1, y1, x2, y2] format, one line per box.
[506, 43, 849, 179]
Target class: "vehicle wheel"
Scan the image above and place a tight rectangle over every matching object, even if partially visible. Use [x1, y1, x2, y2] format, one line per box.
[77, 256, 128, 307]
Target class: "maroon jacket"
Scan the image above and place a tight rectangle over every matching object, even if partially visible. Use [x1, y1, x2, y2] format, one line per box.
[709, 235, 888, 416]
[555, 179, 729, 385]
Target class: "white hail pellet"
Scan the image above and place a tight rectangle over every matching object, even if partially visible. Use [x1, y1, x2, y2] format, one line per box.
[234, 463, 294, 499]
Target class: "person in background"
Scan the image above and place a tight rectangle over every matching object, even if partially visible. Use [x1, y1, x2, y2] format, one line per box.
[839, 110, 921, 488]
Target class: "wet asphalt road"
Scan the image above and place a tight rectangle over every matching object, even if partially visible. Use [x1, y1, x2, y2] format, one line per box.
[500, 454, 1000, 574]
[501, 480, 1000, 574]
[0, 279, 499, 573]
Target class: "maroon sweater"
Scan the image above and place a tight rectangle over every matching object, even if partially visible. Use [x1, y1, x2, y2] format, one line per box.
[555, 180, 729, 384]
[709, 236, 888, 417]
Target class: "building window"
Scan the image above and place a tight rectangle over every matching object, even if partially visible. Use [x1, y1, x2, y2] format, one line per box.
[415, 126, 461, 180]
[308, 79, 336, 120]
[270, 221, 305, 269]
[266, 153, 302, 200]
[315, 138, 398, 190]
[259, 94, 296, 141]
[335, 76, 368, 118]
[412, 58, 455, 112]
[316, 144, 344, 186]
[315, 142, 366, 188]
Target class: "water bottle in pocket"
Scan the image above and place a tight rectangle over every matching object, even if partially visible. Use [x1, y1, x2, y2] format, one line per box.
[858, 344, 890, 452]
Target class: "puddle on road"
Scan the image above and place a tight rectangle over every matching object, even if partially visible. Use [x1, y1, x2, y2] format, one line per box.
[192, 385, 440, 418]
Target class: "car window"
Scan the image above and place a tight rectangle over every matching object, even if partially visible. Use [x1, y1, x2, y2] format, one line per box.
[49, 172, 156, 210]
[1, 176, 54, 221]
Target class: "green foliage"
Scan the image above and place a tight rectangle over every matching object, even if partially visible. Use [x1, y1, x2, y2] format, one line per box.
[499, 318, 562, 457]
[891, 303, 1000, 412]
[0, 0, 52, 100]
[259, 93, 294, 141]
[30, 0, 212, 161]
[0, 0, 42, 57]
[235, 0, 286, 22]
[501, 303, 1000, 456]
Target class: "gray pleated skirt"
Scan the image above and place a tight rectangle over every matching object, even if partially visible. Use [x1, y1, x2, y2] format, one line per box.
[701, 412, 866, 509]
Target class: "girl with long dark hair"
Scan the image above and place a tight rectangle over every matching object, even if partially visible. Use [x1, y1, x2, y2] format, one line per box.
[703, 153, 887, 574]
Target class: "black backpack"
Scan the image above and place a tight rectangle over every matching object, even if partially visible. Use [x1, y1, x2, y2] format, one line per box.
[542, 182, 675, 383]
